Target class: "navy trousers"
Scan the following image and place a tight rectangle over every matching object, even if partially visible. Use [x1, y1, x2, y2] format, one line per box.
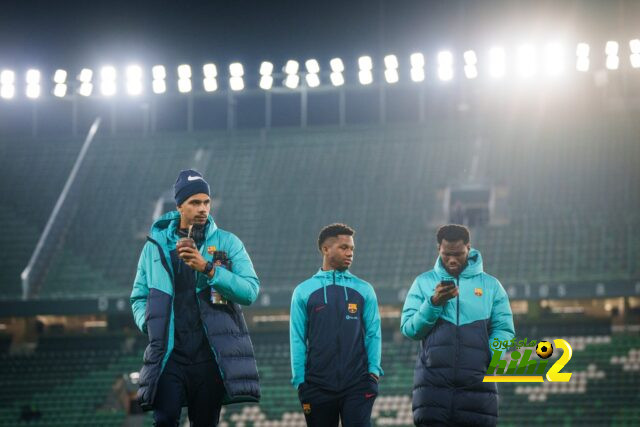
[298, 374, 378, 427]
[153, 357, 226, 427]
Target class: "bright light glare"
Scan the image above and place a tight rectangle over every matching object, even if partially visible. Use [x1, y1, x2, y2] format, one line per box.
[384, 69, 399, 84]
[177, 64, 192, 79]
[284, 74, 300, 89]
[79, 68, 93, 83]
[260, 61, 274, 76]
[410, 67, 425, 82]
[605, 41, 619, 56]
[26, 69, 41, 84]
[306, 73, 320, 88]
[229, 63, 244, 77]
[330, 72, 344, 86]
[517, 45, 536, 78]
[630, 39, 640, 53]
[0, 85, 15, 99]
[203, 63, 217, 78]
[259, 75, 273, 90]
[101, 66, 116, 81]
[53, 83, 67, 97]
[576, 43, 590, 57]
[126, 65, 143, 96]
[1, 70, 15, 85]
[79, 82, 93, 96]
[358, 56, 373, 71]
[489, 47, 506, 78]
[101, 66, 117, 96]
[410, 53, 424, 68]
[358, 70, 373, 85]
[384, 54, 398, 69]
[545, 43, 564, 76]
[463, 50, 477, 65]
[54, 69, 67, 84]
[576, 43, 590, 72]
[26, 85, 40, 99]
[152, 65, 166, 80]
[606, 55, 620, 70]
[152, 80, 166, 94]
[464, 65, 478, 79]
[438, 50, 453, 81]
[284, 60, 299, 75]
[305, 59, 320, 74]
[229, 76, 244, 91]
[330, 58, 344, 73]
[178, 79, 192, 93]
[203, 78, 218, 92]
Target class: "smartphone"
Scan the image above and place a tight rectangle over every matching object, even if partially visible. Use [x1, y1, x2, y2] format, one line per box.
[441, 280, 456, 288]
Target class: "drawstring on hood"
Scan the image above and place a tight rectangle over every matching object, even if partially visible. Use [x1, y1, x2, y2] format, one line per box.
[314, 268, 352, 304]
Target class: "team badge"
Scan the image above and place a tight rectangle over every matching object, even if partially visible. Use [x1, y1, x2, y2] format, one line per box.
[474, 288, 483, 296]
[207, 246, 217, 255]
[348, 303, 358, 314]
[303, 403, 311, 414]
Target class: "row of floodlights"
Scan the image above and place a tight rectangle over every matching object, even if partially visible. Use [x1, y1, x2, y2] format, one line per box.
[1, 40, 640, 99]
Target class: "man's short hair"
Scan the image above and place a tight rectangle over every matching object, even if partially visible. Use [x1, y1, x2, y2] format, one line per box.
[318, 223, 355, 251]
[436, 224, 470, 245]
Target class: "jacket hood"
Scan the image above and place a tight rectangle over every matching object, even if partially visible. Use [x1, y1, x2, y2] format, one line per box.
[312, 268, 353, 303]
[149, 210, 218, 242]
[434, 248, 484, 279]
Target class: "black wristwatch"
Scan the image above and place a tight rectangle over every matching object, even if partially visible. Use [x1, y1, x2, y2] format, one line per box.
[203, 261, 214, 275]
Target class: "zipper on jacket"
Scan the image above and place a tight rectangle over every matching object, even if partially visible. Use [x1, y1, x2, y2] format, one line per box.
[334, 270, 342, 388]
[451, 276, 461, 423]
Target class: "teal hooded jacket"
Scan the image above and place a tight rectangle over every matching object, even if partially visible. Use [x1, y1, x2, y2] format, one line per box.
[130, 211, 260, 409]
[401, 248, 515, 426]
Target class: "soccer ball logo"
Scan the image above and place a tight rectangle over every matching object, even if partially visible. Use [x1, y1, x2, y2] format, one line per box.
[536, 341, 553, 359]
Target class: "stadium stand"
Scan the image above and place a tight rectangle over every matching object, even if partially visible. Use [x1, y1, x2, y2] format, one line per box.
[0, 112, 638, 300]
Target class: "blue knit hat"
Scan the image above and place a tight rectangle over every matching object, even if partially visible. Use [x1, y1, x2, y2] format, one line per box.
[174, 169, 210, 206]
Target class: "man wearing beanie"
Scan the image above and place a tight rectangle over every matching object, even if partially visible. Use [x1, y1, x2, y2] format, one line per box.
[131, 169, 261, 426]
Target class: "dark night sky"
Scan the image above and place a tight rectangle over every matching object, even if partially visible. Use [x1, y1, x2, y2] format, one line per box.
[0, 0, 637, 74]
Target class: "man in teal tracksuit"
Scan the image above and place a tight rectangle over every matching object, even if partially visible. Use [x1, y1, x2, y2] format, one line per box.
[290, 223, 383, 427]
[130, 169, 260, 426]
[401, 224, 514, 426]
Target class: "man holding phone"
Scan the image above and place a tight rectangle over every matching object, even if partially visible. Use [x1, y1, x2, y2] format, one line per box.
[401, 224, 514, 426]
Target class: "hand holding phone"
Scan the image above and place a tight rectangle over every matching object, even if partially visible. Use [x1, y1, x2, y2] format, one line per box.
[431, 280, 459, 306]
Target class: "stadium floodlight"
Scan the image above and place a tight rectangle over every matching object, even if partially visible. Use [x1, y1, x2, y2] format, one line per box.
[178, 78, 192, 93]
[202, 63, 218, 92]
[305, 73, 320, 88]
[229, 62, 245, 91]
[384, 54, 399, 84]
[52, 69, 68, 97]
[78, 68, 94, 96]
[576, 43, 590, 72]
[53, 83, 67, 97]
[410, 52, 425, 82]
[152, 65, 166, 80]
[152, 65, 166, 94]
[260, 61, 274, 76]
[53, 69, 67, 84]
[284, 60, 299, 75]
[177, 64, 192, 93]
[0, 69, 15, 99]
[305, 59, 320, 87]
[283, 60, 299, 89]
[125, 65, 143, 96]
[516, 44, 536, 78]
[488, 47, 506, 78]
[630, 39, 640, 68]
[437, 50, 454, 81]
[178, 64, 192, 79]
[330, 58, 345, 73]
[259, 61, 274, 90]
[285, 74, 300, 89]
[463, 50, 478, 79]
[358, 55, 373, 85]
[330, 57, 345, 86]
[100, 66, 117, 96]
[25, 69, 41, 99]
[330, 72, 345, 87]
[605, 41, 620, 70]
[545, 43, 564, 76]
[305, 59, 320, 75]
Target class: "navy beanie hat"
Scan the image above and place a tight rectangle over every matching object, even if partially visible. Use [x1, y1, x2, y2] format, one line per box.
[174, 169, 210, 206]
